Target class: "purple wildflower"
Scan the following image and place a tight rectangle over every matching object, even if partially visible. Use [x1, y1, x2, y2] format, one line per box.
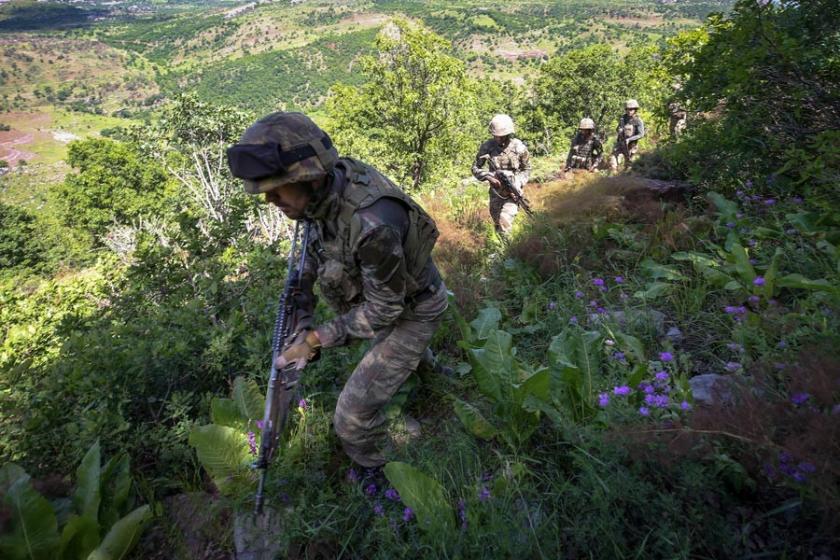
[479, 487, 491, 502]
[727, 342, 744, 352]
[255, 420, 265, 430]
[745, 179, 753, 188]
[593, 278, 605, 287]
[748, 295, 760, 305]
[574, 290, 584, 299]
[384, 488, 400, 502]
[298, 398, 309, 411]
[373, 502, 384, 516]
[726, 222, 736, 229]
[569, 316, 578, 325]
[748, 239, 757, 247]
[643, 384, 656, 394]
[596, 306, 607, 314]
[790, 392, 810, 406]
[613, 385, 631, 396]
[589, 300, 598, 308]
[724, 305, 747, 315]
[613, 351, 626, 362]
[764, 198, 776, 206]
[680, 401, 692, 411]
[614, 276, 624, 284]
[402, 507, 414, 522]
[365, 483, 378, 496]
[798, 462, 816, 474]
[598, 392, 610, 408]
[655, 371, 669, 382]
[346, 468, 360, 483]
[247, 432, 257, 456]
[639, 406, 651, 417]
[457, 499, 468, 529]
[777, 340, 787, 349]
[725, 361, 741, 373]
[659, 351, 674, 362]
[753, 276, 766, 286]
[547, 301, 557, 311]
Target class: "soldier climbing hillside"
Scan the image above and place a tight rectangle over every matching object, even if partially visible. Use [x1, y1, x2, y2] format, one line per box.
[609, 99, 645, 172]
[564, 117, 604, 173]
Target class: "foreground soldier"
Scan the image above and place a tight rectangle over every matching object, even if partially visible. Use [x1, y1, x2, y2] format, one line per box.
[227, 112, 447, 468]
[471, 114, 531, 236]
[609, 99, 645, 172]
[564, 117, 603, 172]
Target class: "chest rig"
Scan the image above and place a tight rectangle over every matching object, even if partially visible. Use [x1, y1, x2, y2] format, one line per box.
[311, 158, 439, 313]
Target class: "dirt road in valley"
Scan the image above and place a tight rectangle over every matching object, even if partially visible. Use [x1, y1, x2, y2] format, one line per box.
[0, 131, 36, 166]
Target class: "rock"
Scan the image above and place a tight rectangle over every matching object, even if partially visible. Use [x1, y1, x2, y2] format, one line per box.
[690, 374, 734, 405]
[666, 326, 684, 342]
[234, 508, 284, 560]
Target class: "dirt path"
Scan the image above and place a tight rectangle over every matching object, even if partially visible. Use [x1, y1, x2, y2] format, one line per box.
[0, 131, 36, 165]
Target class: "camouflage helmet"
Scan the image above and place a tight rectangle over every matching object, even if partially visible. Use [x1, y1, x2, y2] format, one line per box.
[489, 114, 515, 136]
[579, 117, 596, 130]
[625, 99, 640, 110]
[227, 112, 339, 194]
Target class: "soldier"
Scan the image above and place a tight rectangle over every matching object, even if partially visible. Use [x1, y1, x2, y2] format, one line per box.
[668, 100, 687, 139]
[471, 114, 531, 237]
[609, 99, 645, 172]
[226, 112, 448, 468]
[564, 117, 603, 173]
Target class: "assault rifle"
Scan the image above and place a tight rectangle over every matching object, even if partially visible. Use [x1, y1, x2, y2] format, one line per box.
[480, 154, 534, 217]
[254, 220, 311, 515]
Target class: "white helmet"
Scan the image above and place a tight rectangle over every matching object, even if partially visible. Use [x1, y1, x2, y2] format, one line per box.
[625, 99, 640, 109]
[579, 117, 596, 130]
[489, 114, 515, 136]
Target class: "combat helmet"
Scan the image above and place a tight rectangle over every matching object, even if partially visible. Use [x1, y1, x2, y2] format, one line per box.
[489, 114, 515, 136]
[226, 112, 339, 194]
[625, 99, 640, 110]
[579, 117, 596, 130]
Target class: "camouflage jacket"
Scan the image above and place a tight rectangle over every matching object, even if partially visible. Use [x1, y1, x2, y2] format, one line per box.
[616, 114, 645, 144]
[297, 158, 442, 349]
[565, 132, 604, 169]
[471, 137, 531, 191]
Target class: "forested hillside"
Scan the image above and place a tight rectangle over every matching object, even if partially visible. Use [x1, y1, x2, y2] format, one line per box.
[1, 0, 839, 558]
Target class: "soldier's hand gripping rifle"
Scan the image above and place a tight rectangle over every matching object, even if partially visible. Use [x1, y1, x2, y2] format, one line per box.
[481, 154, 534, 217]
[254, 220, 312, 515]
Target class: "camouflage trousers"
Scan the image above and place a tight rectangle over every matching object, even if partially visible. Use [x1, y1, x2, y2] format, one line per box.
[489, 189, 519, 236]
[333, 283, 448, 467]
[609, 141, 638, 172]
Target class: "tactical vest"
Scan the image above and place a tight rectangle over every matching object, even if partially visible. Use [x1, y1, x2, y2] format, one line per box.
[571, 135, 599, 166]
[313, 157, 439, 313]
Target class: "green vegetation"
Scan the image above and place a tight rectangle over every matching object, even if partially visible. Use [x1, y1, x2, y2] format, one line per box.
[2, 0, 838, 557]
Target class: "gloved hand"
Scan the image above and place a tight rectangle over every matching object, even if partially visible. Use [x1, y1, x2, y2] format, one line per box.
[275, 330, 321, 370]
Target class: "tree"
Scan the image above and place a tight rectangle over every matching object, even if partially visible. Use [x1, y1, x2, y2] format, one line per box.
[0, 203, 46, 274]
[326, 20, 492, 191]
[51, 138, 173, 241]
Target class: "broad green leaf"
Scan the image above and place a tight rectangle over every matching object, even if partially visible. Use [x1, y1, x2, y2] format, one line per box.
[469, 307, 501, 341]
[698, 265, 735, 287]
[641, 259, 686, 281]
[707, 191, 738, 219]
[615, 332, 645, 364]
[786, 212, 822, 235]
[0, 476, 60, 560]
[188, 425, 252, 494]
[383, 462, 453, 534]
[468, 330, 514, 402]
[99, 454, 131, 531]
[210, 397, 248, 429]
[762, 248, 783, 298]
[515, 367, 551, 405]
[74, 441, 102, 521]
[671, 251, 719, 269]
[453, 399, 498, 440]
[777, 274, 836, 293]
[232, 376, 265, 422]
[627, 364, 647, 389]
[633, 282, 673, 300]
[60, 514, 100, 560]
[729, 243, 756, 285]
[724, 280, 743, 291]
[87, 505, 151, 560]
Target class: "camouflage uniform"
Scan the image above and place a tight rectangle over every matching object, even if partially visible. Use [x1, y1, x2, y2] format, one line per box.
[565, 132, 604, 170]
[471, 137, 531, 235]
[297, 158, 447, 467]
[609, 114, 645, 171]
[668, 101, 687, 138]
